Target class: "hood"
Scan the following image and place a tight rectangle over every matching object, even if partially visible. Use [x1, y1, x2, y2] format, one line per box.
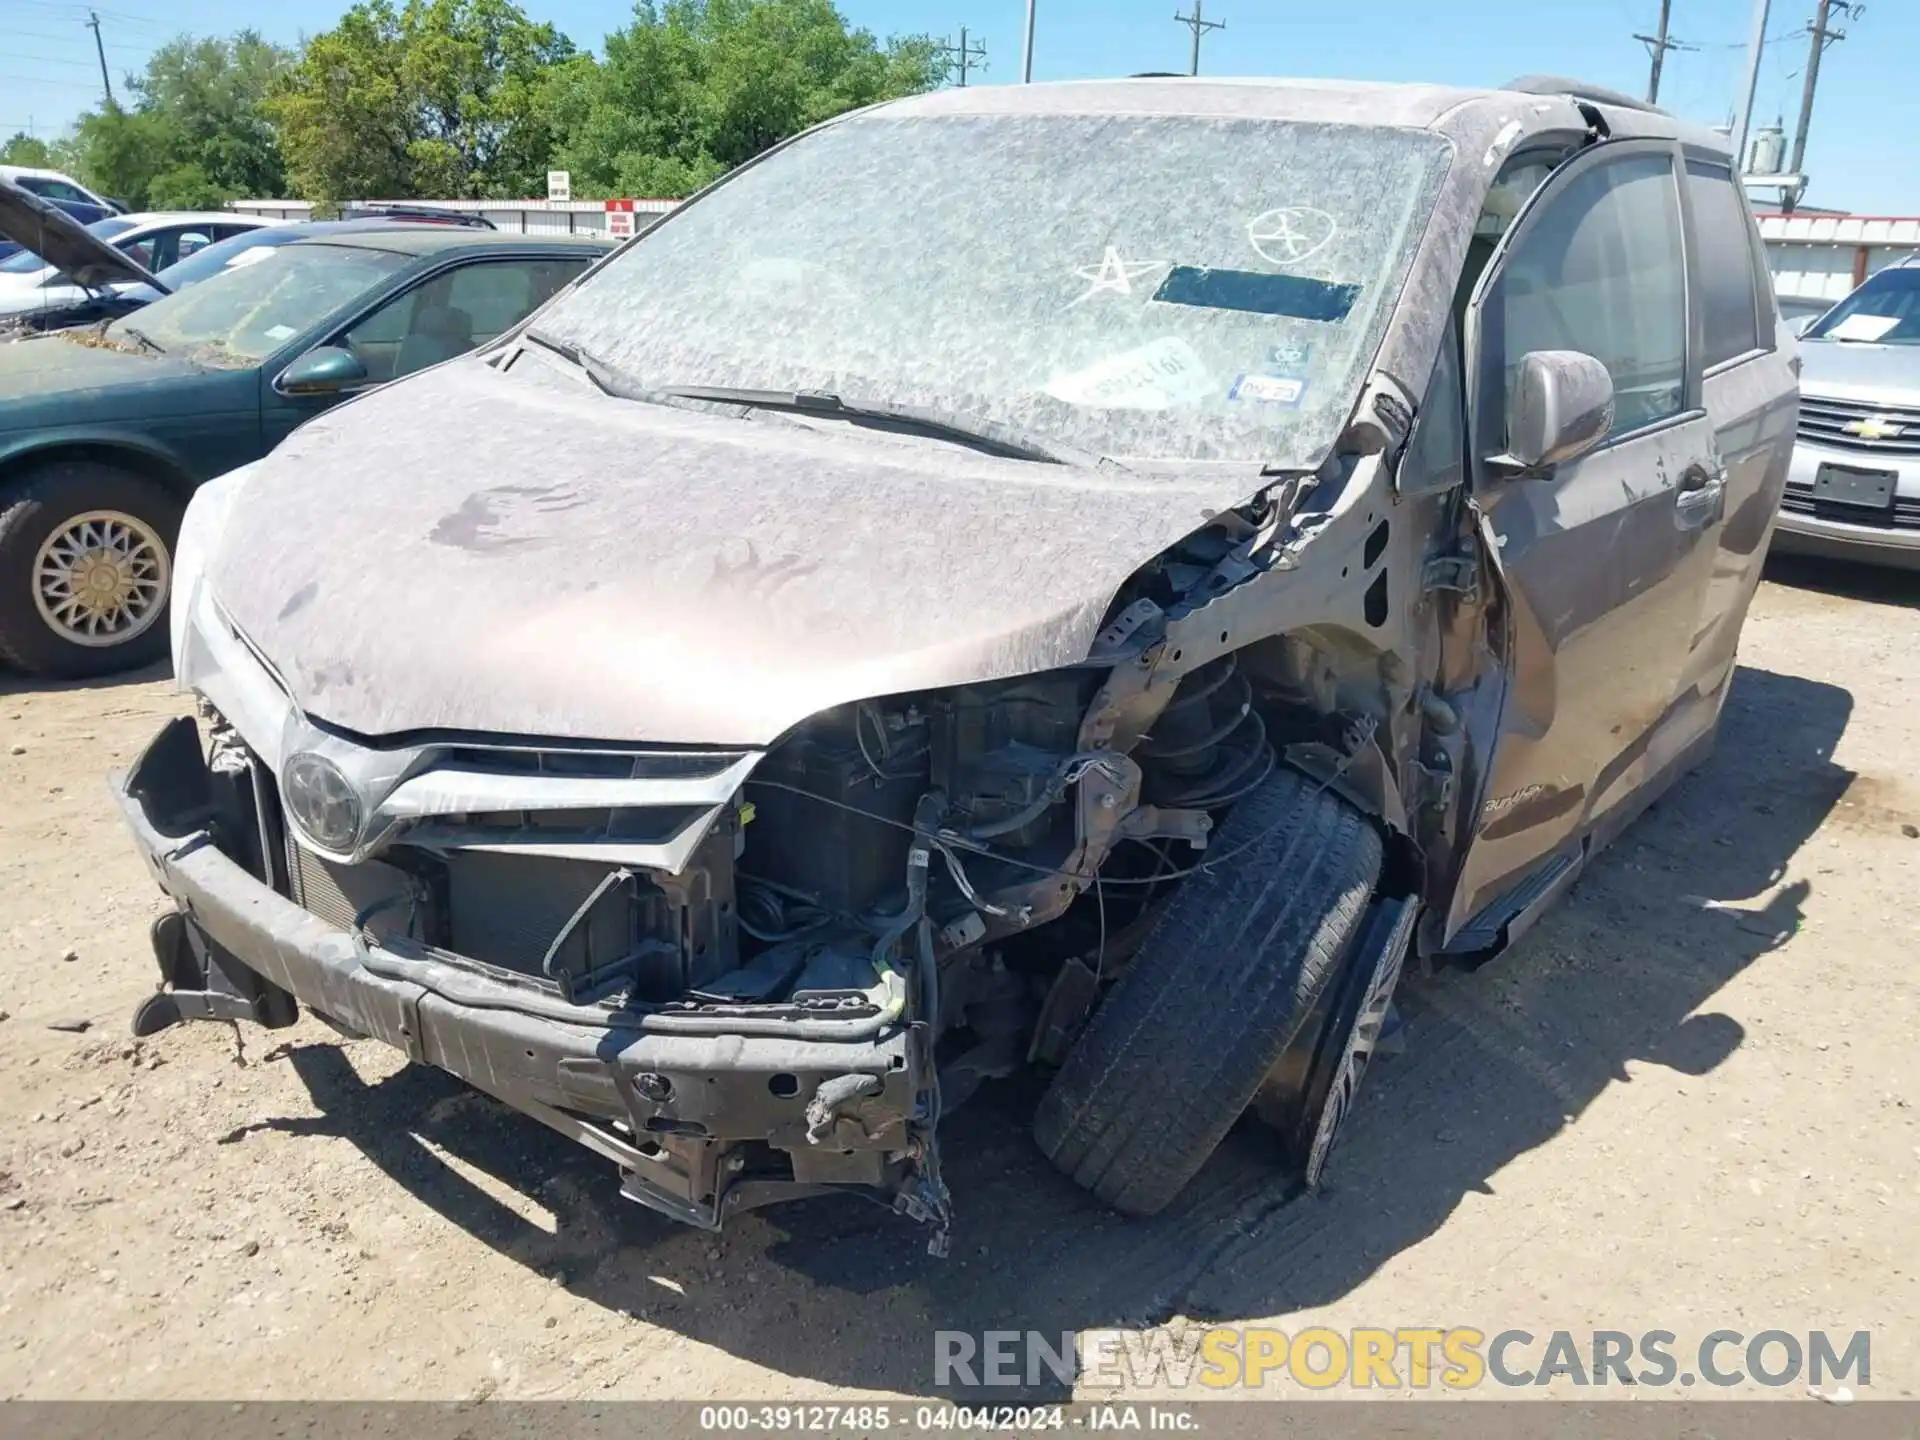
[1797, 336, 1920, 405]
[210, 358, 1271, 747]
[0, 331, 198, 410]
[0, 177, 167, 294]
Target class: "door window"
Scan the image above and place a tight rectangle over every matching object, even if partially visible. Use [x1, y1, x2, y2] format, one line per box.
[121, 227, 213, 272]
[340, 257, 590, 383]
[18, 176, 90, 203]
[1478, 152, 1688, 451]
[1685, 159, 1763, 367]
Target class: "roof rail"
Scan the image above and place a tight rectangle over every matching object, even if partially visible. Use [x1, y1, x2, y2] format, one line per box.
[1501, 75, 1668, 116]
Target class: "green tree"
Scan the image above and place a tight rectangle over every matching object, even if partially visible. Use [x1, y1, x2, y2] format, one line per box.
[550, 0, 947, 199]
[0, 133, 54, 167]
[48, 32, 292, 210]
[135, 32, 293, 201]
[271, 0, 575, 203]
[51, 105, 174, 209]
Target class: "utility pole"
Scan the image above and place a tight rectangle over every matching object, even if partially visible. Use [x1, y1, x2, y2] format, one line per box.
[1731, 0, 1771, 180]
[84, 10, 112, 106]
[1787, 0, 1852, 186]
[1174, 0, 1225, 76]
[1634, 0, 1696, 104]
[1021, 0, 1036, 82]
[940, 26, 986, 88]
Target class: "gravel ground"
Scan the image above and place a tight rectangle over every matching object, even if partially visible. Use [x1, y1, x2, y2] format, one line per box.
[0, 557, 1915, 1403]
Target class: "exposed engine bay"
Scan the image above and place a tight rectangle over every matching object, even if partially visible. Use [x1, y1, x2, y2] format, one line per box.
[135, 464, 1442, 1253]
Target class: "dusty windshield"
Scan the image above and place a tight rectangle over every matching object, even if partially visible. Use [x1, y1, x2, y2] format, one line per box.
[101, 242, 406, 367]
[535, 113, 1451, 465]
[1807, 266, 1920, 345]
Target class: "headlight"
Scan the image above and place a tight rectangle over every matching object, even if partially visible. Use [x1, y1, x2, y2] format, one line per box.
[282, 750, 362, 853]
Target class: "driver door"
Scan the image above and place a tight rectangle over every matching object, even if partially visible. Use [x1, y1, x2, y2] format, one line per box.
[1446, 140, 1726, 947]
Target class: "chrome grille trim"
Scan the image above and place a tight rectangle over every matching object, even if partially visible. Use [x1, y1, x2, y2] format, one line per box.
[1795, 394, 1920, 455]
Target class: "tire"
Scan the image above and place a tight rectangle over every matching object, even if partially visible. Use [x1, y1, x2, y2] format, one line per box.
[1259, 894, 1416, 1190]
[1033, 766, 1383, 1216]
[0, 461, 184, 678]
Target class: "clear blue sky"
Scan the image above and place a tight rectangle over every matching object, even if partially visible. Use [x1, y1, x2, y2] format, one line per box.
[2, 0, 1911, 213]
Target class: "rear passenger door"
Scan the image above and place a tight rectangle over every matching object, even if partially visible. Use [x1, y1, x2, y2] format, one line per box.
[1677, 154, 1798, 705]
[1449, 141, 1724, 944]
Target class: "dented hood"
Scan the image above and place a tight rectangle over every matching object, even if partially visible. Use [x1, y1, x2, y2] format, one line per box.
[209, 358, 1271, 746]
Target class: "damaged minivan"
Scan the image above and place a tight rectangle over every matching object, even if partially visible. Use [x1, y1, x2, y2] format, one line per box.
[115, 76, 1796, 1250]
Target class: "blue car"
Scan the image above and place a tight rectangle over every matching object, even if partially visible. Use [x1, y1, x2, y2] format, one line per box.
[0, 165, 121, 262]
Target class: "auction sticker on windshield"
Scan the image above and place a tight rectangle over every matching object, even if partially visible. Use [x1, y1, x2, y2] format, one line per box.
[1044, 337, 1213, 410]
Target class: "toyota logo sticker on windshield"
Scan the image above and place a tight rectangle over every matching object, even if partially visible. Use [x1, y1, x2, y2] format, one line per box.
[1245, 206, 1337, 267]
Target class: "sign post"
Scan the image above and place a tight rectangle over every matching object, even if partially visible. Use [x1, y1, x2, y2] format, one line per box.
[605, 198, 636, 239]
[546, 170, 571, 203]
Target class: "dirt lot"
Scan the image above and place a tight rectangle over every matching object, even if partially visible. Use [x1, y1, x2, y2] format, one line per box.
[1, 558, 1916, 1403]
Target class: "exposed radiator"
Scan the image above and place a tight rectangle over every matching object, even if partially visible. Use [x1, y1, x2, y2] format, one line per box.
[287, 837, 641, 982]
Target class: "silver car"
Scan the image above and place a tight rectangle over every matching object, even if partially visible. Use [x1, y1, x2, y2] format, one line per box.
[1773, 256, 1920, 570]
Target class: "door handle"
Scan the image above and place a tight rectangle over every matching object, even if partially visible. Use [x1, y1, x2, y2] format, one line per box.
[1675, 463, 1726, 528]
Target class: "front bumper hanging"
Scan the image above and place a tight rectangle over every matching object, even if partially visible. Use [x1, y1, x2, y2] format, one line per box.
[113, 716, 941, 1239]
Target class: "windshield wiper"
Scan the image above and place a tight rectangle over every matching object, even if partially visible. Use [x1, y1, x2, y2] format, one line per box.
[518, 330, 1090, 467]
[649, 385, 1087, 466]
[117, 325, 164, 355]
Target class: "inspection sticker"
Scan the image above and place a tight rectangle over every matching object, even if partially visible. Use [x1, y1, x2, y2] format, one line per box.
[1228, 372, 1306, 406]
[1267, 341, 1312, 370]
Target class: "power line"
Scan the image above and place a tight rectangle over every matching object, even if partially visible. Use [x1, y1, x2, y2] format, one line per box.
[6, 52, 111, 68]
[2, 26, 156, 54]
[1173, 0, 1224, 76]
[937, 24, 986, 87]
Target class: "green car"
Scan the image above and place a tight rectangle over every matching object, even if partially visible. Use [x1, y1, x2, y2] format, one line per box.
[0, 198, 611, 676]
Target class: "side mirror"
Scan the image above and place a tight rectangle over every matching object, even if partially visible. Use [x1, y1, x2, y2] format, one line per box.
[277, 345, 368, 396]
[1494, 350, 1615, 476]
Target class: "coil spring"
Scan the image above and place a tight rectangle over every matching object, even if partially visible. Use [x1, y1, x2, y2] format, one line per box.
[1135, 654, 1277, 810]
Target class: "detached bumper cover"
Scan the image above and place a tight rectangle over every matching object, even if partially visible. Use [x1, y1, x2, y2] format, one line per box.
[112, 717, 922, 1232]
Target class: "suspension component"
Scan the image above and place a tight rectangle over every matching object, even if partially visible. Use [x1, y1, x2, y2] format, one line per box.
[1135, 654, 1276, 810]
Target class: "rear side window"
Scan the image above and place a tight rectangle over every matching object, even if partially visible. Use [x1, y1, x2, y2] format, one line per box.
[1686, 160, 1763, 367]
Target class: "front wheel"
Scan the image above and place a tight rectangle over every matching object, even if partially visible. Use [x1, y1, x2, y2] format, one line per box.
[0, 461, 183, 678]
[1033, 767, 1383, 1216]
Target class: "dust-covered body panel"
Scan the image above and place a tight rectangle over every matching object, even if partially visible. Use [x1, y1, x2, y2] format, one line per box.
[115, 74, 1790, 1245]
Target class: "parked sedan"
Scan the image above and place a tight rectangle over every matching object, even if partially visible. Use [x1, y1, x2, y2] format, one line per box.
[1772, 256, 1920, 570]
[0, 224, 612, 675]
[4, 217, 521, 337]
[0, 207, 270, 331]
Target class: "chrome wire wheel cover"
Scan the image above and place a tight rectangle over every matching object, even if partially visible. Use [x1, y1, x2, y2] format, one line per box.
[1303, 913, 1413, 1191]
[32, 509, 171, 647]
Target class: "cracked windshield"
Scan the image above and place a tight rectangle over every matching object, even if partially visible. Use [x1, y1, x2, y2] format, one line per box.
[537, 113, 1451, 465]
[93, 243, 407, 367]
